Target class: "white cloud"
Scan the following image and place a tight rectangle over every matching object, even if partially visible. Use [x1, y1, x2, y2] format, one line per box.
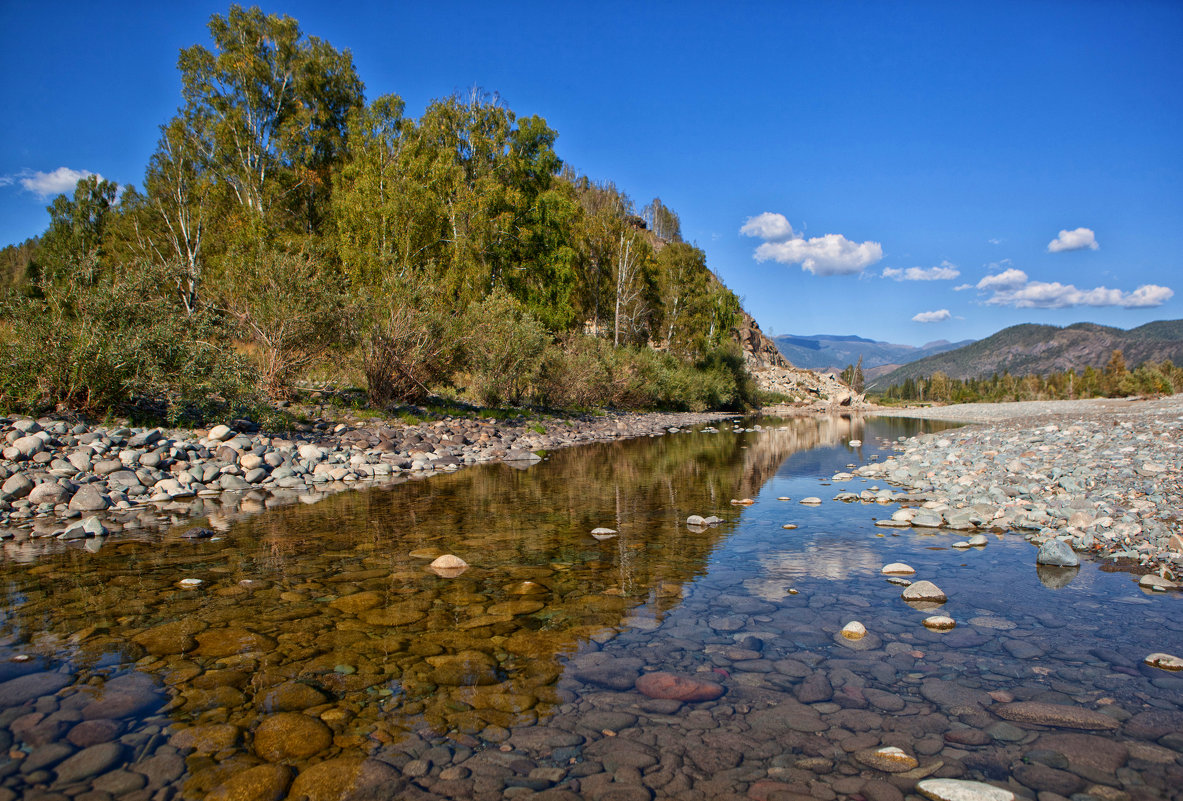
[988, 237, 1003, 245]
[1123, 284, 1175, 307]
[953, 283, 973, 291]
[1047, 226, 1099, 253]
[986, 281, 1173, 309]
[754, 234, 884, 275]
[976, 268, 1029, 292]
[974, 267, 1173, 309]
[912, 309, 952, 323]
[7, 167, 99, 199]
[883, 261, 960, 281]
[741, 212, 883, 276]
[739, 212, 795, 242]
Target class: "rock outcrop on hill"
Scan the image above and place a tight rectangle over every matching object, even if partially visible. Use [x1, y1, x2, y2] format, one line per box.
[736, 311, 862, 406]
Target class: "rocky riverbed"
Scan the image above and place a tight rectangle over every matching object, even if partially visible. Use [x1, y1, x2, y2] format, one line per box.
[854, 395, 1183, 578]
[0, 409, 732, 553]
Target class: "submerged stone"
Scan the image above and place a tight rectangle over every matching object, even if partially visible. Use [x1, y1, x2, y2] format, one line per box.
[635, 671, 725, 702]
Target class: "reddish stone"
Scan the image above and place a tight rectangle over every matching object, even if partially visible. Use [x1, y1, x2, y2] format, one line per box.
[634, 671, 725, 702]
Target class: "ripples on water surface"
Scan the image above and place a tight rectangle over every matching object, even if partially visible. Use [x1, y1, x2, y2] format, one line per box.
[0, 415, 1180, 800]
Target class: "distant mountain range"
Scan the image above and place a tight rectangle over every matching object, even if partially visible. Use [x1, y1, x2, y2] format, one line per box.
[865, 320, 1183, 391]
[772, 334, 974, 375]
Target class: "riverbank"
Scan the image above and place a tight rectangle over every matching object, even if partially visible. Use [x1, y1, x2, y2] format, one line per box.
[854, 395, 1183, 577]
[0, 408, 734, 552]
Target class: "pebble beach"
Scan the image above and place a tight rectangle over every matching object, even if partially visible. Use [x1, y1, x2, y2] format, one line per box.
[857, 395, 1183, 579]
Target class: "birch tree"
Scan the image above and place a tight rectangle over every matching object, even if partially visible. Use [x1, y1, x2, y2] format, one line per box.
[143, 117, 212, 314]
[175, 5, 363, 233]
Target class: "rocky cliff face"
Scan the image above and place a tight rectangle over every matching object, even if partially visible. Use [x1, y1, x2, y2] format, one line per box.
[736, 310, 863, 407]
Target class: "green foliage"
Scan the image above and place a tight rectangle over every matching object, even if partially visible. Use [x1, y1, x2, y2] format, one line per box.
[642, 197, 681, 242]
[1, 6, 760, 419]
[877, 350, 1183, 403]
[535, 337, 754, 412]
[0, 238, 39, 294]
[221, 241, 352, 398]
[176, 5, 364, 232]
[0, 260, 253, 422]
[33, 175, 119, 285]
[461, 290, 549, 406]
[840, 355, 865, 393]
[359, 279, 466, 407]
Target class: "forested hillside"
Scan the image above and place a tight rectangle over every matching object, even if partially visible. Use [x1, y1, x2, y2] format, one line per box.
[0, 6, 754, 421]
[868, 320, 1183, 390]
[870, 320, 1183, 402]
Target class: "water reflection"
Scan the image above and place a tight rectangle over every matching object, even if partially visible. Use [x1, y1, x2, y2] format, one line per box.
[0, 414, 1179, 801]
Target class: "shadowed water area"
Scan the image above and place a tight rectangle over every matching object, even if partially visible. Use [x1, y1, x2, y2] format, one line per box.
[0, 415, 1180, 801]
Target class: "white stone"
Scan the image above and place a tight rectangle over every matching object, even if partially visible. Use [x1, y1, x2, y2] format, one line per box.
[207, 424, 234, 441]
[924, 615, 956, 630]
[917, 778, 1015, 801]
[1144, 653, 1183, 671]
[881, 563, 916, 575]
[298, 444, 326, 463]
[840, 621, 866, 640]
[902, 580, 947, 603]
[799, 497, 822, 505]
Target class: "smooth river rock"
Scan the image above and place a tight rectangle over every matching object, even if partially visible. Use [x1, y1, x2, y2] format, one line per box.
[992, 701, 1119, 731]
[917, 778, 1015, 801]
[1035, 539, 1079, 567]
[635, 671, 725, 702]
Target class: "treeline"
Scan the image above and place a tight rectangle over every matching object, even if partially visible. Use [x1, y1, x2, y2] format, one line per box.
[0, 6, 752, 422]
[877, 350, 1183, 403]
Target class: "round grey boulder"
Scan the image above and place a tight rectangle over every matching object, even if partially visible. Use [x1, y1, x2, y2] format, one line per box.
[69, 485, 110, 512]
[1036, 539, 1079, 567]
[1, 472, 34, 500]
[29, 482, 71, 505]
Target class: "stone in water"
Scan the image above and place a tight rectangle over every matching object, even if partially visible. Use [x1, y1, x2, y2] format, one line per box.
[917, 778, 1015, 801]
[841, 621, 866, 640]
[1036, 539, 1079, 567]
[429, 554, 469, 577]
[1144, 653, 1183, 671]
[902, 580, 947, 603]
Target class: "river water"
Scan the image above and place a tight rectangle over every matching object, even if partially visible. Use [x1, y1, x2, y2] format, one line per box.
[0, 415, 1179, 801]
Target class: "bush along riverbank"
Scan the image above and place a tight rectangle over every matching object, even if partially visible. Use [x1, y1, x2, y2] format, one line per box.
[0, 409, 731, 552]
[852, 395, 1183, 581]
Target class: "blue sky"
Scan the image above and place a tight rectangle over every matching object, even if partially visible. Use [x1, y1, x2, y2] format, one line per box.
[2, 1, 1181, 345]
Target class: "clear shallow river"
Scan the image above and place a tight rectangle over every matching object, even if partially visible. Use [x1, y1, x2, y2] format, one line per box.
[0, 415, 1180, 801]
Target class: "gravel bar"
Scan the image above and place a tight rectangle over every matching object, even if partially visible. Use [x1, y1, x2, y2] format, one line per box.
[0, 409, 733, 553]
[856, 394, 1183, 577]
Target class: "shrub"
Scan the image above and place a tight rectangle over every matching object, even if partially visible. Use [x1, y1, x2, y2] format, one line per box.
[0, 259, 253, 422]
[461, 289, 549, 406]
[221, 243, 351, 399]
[361, 285, 465, 407]
[535, 335, 756, 412]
